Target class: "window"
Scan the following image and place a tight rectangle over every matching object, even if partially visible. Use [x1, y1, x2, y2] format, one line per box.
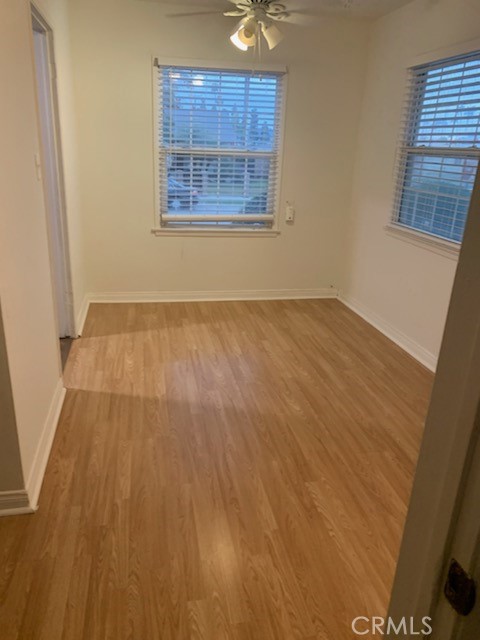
[392, 51, 480, 244]
[153, 62, 286, 231]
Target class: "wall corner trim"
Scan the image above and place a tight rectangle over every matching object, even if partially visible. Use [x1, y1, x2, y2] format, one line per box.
[339, 293, 437, 372]
[76, 296, 91, 337]
[25, 380, 66, 511]
[86, 288, 338, 305]
[0, 490, 35, 517]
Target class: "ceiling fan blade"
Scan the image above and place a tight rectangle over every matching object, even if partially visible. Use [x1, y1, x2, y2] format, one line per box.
[271, 12, 319, 26]
[166, 10, 222, 17]
[224, 10, 248, 16]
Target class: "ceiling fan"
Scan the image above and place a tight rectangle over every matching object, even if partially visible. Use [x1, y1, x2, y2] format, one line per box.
[226, 0, 291, 51]
[167, 0, 318, 52]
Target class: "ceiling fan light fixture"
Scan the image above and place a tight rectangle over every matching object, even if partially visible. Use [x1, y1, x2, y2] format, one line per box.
[261, 21, 283, 50]
[230, 29, 249, 51]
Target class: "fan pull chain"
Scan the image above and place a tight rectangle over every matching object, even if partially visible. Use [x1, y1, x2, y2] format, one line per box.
[251, 19, 262, 74]
[257, 20, 262, 65]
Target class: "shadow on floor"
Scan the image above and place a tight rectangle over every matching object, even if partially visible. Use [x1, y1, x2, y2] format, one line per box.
[60, 338, 73, 370]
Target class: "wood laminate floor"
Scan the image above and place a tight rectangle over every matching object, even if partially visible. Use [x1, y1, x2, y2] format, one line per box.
[0, 300, 433, 639]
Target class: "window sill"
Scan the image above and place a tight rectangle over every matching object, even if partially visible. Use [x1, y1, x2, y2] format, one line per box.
[151, 227, 281, 238]
[385, 223, 460, 260]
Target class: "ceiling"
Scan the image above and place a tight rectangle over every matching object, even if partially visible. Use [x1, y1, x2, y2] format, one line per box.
[151, 0, 417, 19]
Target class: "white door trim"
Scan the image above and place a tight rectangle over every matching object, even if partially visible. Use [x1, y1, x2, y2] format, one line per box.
[31, 5, 75, 338]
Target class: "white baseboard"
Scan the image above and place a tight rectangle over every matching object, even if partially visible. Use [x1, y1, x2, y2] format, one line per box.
[25, 380, 66, 510]
[339, 293, 437, 372]
[75, 295, 90, 336]
[0, 490, 35, 517]
[87, 288, 338, 304]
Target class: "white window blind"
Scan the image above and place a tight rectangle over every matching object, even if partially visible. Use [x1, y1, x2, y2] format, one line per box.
[154, 62, 286, 229]
[392, 51, 480, 244]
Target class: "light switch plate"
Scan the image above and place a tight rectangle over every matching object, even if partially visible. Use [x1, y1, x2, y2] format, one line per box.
[286, 203, 295, 223]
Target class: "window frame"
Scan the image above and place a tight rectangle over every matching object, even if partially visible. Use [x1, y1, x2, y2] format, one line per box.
[151, 57, 288, 237]
[388, 42, 480, 256]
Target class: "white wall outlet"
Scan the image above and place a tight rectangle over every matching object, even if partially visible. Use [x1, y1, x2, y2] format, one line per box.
[286, 202, 295, 223]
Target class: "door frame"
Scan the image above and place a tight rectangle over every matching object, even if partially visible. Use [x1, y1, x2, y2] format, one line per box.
[387, 169, 480, 636]
[31, 4, 75, 339]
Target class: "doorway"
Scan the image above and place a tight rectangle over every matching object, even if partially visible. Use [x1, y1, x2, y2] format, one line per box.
[31, 7, 75, 367]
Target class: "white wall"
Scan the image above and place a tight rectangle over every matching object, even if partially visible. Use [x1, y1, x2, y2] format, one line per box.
[68, 0, 370, 297]
[0, 0, 62, 502]
[342, 0, 480, 369]
[0, 0, 85, 507]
